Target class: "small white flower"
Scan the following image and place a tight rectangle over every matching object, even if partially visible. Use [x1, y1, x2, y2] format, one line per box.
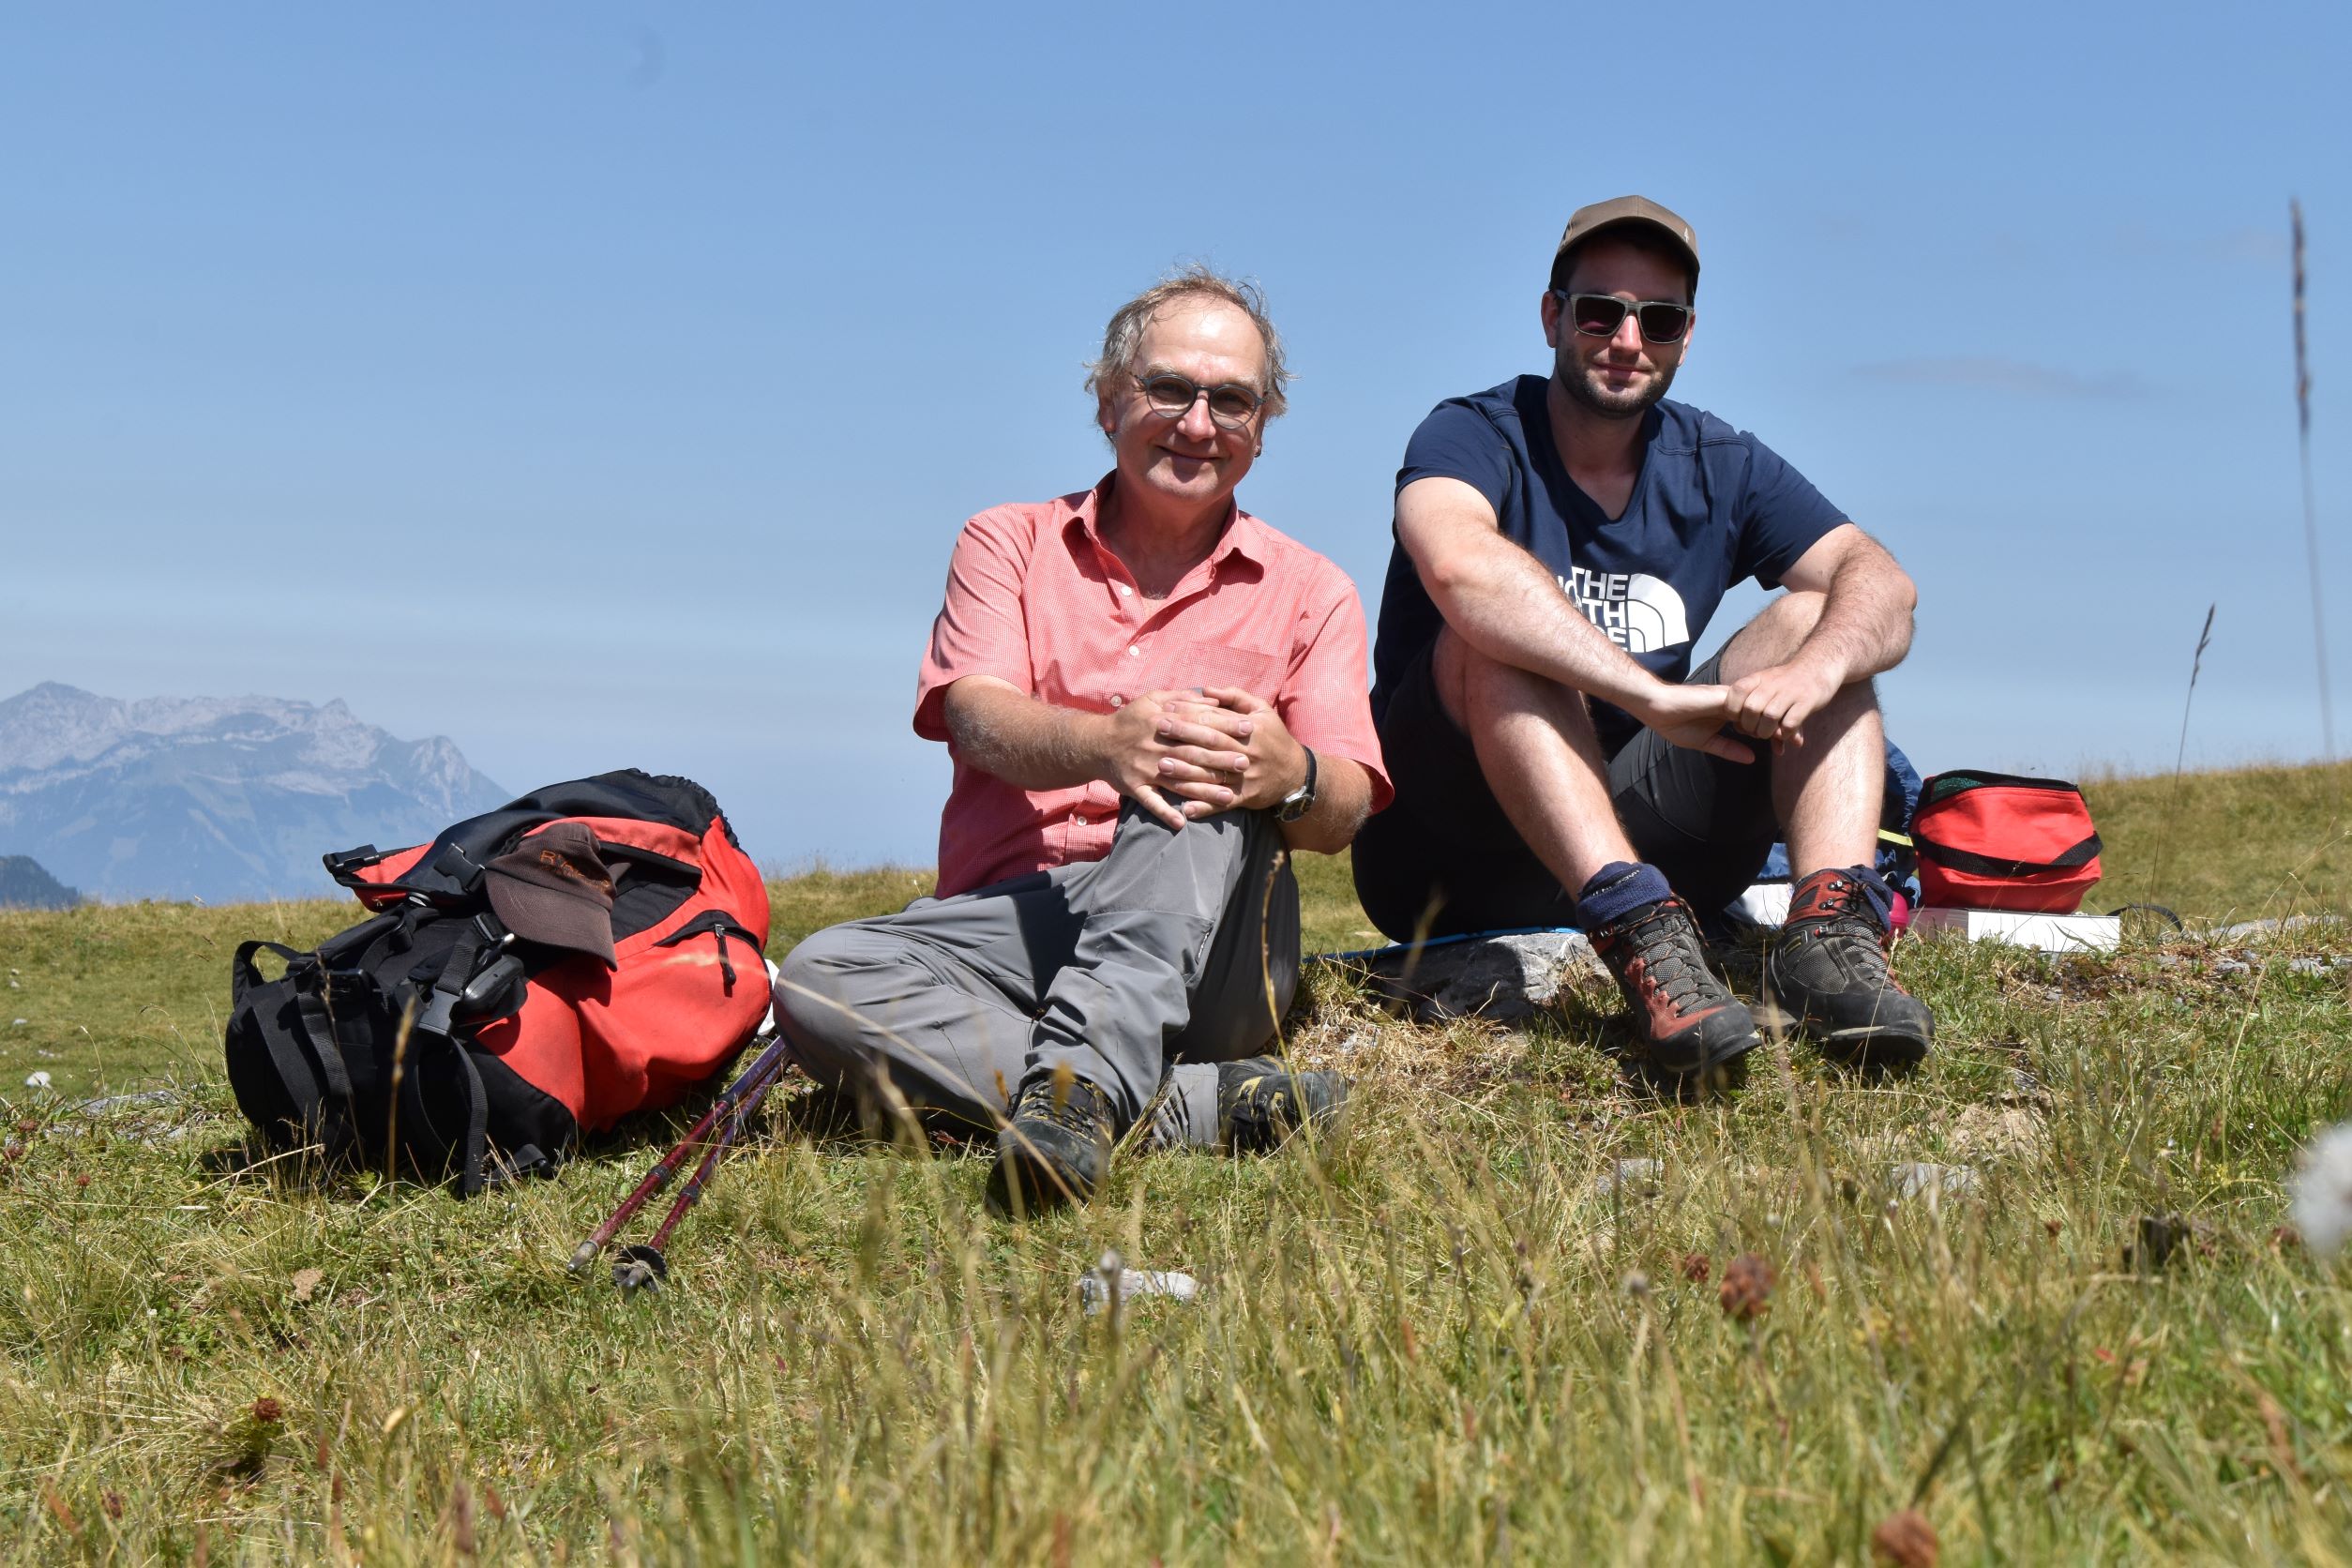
[2289, 1123, 2352, 1256]
[23, 1071, 49, 1091]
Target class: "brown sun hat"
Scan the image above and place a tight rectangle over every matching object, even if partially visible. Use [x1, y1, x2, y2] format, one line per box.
[1552, 195, 1701, 294]
[485, 822, 618, 966]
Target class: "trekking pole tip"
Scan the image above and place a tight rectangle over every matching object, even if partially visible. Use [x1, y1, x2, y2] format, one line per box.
[612, 1244, 669, 1293]
[565, 1240, 601, 1276]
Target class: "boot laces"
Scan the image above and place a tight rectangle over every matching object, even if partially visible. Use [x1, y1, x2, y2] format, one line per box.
[1601, 902, 1717, 1010]
[1786, 879, 1900, 978]
[1014, 1077, 1106, 1138]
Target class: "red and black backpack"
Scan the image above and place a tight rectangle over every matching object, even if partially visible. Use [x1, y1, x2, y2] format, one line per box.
[1912, 769, 2103, 913]
[223, 770, 772, 1194]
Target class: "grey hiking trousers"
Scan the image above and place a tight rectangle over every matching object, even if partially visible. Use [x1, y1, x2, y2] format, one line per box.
[772, 803, 1299, 1148]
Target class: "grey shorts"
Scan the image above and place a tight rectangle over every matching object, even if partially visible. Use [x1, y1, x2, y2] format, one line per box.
[1349, 643, 1779, 940]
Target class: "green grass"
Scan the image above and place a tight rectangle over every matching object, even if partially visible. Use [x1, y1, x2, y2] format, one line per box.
[5, 765, 2352, 1560]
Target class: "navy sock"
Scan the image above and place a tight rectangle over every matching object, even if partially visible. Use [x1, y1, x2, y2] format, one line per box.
[1575, 861, 1673, 927]
[1831, 864, 1896, 930]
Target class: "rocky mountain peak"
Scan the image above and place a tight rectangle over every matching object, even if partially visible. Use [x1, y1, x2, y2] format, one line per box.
[0, 684, 509, 903]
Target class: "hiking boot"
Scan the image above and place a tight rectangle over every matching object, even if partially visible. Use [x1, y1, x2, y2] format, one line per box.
[1589, 894, 1761, 1076]
[1765, 868, 1935, 1066]
[985, 1071, 1115, 1220]
[1216, 1057, 1349, 1153]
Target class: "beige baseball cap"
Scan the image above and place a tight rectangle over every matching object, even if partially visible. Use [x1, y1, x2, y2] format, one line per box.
[1552, 195, 1700, 294]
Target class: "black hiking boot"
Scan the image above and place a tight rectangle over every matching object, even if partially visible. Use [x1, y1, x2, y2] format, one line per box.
[1765, 868, 1936, 1067]
[985, 1071, 1115, 1220]
[1589, 893, 1761, 1078]
[1216, 1057, 1349, 1153]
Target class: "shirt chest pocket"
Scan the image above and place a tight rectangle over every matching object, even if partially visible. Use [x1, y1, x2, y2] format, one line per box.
[1138, 639, 1284, 702]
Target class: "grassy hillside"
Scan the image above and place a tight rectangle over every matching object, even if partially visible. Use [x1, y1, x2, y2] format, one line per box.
[3, 762, 2352, 1560]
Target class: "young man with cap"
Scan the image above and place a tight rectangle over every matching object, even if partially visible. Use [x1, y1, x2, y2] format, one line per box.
[776, 267, 1390, 1216]
[1352, 195, 1931, 1078]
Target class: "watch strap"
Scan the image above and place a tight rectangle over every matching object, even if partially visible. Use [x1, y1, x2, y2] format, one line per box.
[1278, 746, 1319, 822]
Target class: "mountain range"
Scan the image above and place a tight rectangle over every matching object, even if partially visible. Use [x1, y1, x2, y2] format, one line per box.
[0, 855, 78, 910]
[0, 683, 508, 904]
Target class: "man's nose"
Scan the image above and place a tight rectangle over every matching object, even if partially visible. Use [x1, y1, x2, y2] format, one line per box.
[1609, 306, 1646, 352]
[1176, 391, 1221, 440]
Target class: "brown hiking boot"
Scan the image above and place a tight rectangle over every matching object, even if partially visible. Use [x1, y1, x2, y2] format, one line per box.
[986, 1072, 1114, 1220]
[1589, 894, 1760, 1076]
[1765, 868, 1935, 1066]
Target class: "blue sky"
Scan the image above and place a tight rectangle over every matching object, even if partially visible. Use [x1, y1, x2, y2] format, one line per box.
[3, 3, 2346, 873]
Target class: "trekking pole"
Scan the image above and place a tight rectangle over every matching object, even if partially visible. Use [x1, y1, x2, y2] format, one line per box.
[565, 1032, 793, 1276]
[611, 1059, 786, 1291]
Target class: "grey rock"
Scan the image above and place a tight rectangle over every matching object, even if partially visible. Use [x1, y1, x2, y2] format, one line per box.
[2212, 914, 2341, 941]
[75, 1089, 183, 1117]
[1078, 1250, 1202, 1315]
[2289, 957, 2329, 976]
[1361, 930, 1601, 1021]
[1594, 1157, 1663, 1199]
[2213, 959, 2253, 976]
[1890, 1162, 1982, 1201]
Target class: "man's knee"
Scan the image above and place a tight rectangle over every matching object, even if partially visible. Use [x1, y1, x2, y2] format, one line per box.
[1431, 625, 1595, 739]
[771, 927, 889, 1085]
[1725, 591, 1834, 679]
[1090, 800, 1278, 913]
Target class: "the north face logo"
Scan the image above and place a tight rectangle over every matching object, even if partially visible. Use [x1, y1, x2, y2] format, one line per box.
[1564, 567, 1691, 655]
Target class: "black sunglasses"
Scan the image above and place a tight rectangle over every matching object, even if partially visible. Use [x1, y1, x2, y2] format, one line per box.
[1134, 370, 1264, 430]
[1555, 291, 1693, 345]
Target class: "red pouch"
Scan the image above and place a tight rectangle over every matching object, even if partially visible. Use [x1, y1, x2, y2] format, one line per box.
[1912, 770, 2103, 913]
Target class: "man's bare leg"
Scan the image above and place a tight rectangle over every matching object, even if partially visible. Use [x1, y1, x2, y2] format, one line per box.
[1721, 592, 1934, 1063]
[1714, 590, 1882, 877]
[1430, 624, 1636, 891]
[1433, 626, 1758, 1075]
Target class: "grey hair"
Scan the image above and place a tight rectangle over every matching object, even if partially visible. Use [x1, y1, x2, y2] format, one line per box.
[1084, 264, 1290, 422]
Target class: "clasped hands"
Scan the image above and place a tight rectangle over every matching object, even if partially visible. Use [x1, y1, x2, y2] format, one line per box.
[1093, 686, 1307, 831]
[1636, 657, 1845, 761]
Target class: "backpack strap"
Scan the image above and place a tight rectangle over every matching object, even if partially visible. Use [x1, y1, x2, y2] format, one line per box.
[1913, 831, 2103, 879]
[409, 918, 499, 1041]
[232, 941, 358, 1151]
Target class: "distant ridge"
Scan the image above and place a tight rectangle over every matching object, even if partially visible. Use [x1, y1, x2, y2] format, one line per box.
[0, 854, 78, 911]
[0, 683, 508, 904]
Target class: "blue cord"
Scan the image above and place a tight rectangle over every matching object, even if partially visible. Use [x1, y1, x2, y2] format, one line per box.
[1312, 925, 1583, 965]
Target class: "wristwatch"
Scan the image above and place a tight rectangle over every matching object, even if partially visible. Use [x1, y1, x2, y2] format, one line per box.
[1276, 746, 1319, 822]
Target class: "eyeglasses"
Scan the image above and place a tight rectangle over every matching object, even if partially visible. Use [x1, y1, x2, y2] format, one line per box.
[1555, 291, 1693, 345]
[1133, 371, 1264, 430]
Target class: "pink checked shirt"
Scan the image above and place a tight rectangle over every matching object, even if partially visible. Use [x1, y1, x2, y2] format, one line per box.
[915, 477, 1392, 898]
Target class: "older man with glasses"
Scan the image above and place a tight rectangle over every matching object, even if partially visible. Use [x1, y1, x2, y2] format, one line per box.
[776, 266, 1389, 1217]
[1353, 195, 1933, 1081]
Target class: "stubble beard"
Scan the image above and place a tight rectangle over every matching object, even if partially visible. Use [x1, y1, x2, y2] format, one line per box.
[1558, 351, 1679, 420]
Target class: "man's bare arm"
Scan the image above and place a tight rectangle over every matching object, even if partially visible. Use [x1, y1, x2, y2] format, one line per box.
[1726, 524, 1917, 743]
[943, 676, 1254, 833]
[1395, 476, 1747, 760]
[1775, 523, 1916, 681]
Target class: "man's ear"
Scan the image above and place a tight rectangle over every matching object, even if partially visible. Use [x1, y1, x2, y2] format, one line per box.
[1096, 390, 1118, 441]
[1539, 289, 1562, 350]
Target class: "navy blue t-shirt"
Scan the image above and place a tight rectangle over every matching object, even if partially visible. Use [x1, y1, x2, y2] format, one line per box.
[1372, 375, 1847, 750]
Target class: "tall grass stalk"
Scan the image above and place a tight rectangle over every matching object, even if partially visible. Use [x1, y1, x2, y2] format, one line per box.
[2294, 199, 2333, 761]
[2150, 603, 2215, 903]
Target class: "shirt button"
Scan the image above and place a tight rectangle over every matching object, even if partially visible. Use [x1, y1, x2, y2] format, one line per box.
[1116, 583, 1133, 598]
[1126, 645, 1141, 657]
[1109, 695, 1124, 707]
